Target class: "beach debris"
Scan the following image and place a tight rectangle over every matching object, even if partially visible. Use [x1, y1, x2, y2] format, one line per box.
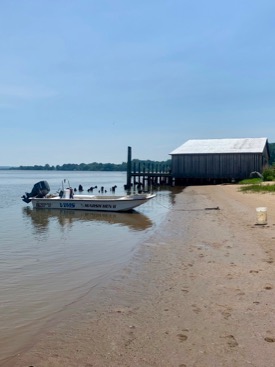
[265, 336, 275, 342]
[256, 207, 267, 225]
[204, 206, 220, 210]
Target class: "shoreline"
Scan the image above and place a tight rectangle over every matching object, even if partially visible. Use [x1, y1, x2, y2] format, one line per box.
[4, 184, 275, 367]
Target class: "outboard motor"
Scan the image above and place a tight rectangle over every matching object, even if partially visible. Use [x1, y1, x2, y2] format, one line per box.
[22, 181, 50, 203]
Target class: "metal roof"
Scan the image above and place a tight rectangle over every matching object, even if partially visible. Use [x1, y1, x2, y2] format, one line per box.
[170, 138, 268, 155]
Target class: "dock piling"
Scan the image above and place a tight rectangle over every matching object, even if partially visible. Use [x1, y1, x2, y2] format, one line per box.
[125, 146, 172, 192]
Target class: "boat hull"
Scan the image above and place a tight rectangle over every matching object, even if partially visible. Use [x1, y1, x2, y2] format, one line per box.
[30, 194, 155, 212]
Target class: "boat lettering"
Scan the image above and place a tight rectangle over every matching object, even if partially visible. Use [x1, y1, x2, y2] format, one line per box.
[84, 204, 102, 208]
[60, 203, 75, 208]
[82, 204, 113, 209]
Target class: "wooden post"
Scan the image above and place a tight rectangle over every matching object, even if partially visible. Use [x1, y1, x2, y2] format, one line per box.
[126, 146, 132, 190]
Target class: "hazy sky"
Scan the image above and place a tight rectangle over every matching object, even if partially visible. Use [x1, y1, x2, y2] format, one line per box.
[1, 0, 275, 166]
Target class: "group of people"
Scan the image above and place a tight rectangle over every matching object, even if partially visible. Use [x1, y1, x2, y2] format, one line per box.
[74, 184, 117, 194]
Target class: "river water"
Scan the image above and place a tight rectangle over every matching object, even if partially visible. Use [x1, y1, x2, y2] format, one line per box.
[0, 170, 176, 362]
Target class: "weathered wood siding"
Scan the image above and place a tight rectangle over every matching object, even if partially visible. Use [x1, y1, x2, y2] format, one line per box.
[172, 151, 269, 180]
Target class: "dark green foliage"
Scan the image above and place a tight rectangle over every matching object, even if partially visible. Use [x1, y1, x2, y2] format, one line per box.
[262, 167, 275, 181]
[268, 142, 275, 165]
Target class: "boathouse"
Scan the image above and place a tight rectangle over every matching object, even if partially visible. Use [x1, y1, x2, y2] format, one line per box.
[170, 137, 270, 184]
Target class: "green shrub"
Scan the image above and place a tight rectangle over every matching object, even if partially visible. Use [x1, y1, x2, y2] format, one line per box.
[262, 167, 275, 181]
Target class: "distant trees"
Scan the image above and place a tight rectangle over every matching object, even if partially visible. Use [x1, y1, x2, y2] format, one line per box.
[12, 164, 56, 171]
[54, 162, 128, 171]
[10, 159, 171, 171]
[269, 143, 275, 165]
[9, 143, 275, 171]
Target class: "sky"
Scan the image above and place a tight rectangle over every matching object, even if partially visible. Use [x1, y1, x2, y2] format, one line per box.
[1, 0, 275, 166]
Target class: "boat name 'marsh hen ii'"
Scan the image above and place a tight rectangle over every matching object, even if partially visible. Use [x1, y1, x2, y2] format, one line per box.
[22, 180, 156, 212]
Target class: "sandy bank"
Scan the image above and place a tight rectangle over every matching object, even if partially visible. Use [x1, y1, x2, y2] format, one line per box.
[3, 184, 275, 367]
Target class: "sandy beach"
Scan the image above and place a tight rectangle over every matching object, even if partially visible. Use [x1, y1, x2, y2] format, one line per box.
[3, 184, 275, 367]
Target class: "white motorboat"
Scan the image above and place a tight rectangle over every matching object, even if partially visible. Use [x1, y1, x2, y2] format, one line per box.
[22, 180, 156, 212]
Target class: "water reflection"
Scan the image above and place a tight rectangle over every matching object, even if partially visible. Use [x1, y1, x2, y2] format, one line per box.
[22, 207, 153, 232]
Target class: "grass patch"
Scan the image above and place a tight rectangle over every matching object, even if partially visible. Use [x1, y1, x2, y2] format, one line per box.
[238, 178, 262, 185]
[239, 183, 275, 193]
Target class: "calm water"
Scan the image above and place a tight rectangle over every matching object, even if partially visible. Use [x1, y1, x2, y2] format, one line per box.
[0, 170, 175, 362]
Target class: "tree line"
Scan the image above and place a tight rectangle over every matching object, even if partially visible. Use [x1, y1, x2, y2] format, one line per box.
[10, 159, 172, 171]
[8, 143, 275, 171]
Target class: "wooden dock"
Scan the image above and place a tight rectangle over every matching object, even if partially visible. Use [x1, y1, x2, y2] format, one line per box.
[125, 147, 172, 191]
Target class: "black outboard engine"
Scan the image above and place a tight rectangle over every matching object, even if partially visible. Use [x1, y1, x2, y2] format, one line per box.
[22, 181, 50, 203]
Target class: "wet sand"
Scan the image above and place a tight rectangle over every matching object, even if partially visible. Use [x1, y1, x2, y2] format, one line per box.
[3, 184, 275, 367]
